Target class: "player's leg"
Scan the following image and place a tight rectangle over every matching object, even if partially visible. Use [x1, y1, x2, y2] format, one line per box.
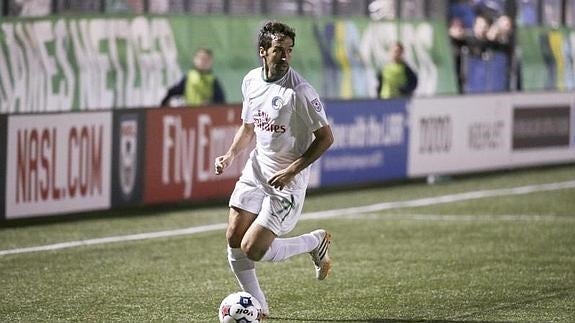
[254, 190, 333, 279]
[226, 206, 270, 316]
[240, 221, 277, 261]
[258, 229, 320, 262]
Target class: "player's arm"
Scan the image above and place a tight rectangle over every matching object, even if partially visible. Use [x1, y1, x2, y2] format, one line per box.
[214, 123, 255, 175]
[268, 125, 334, 190]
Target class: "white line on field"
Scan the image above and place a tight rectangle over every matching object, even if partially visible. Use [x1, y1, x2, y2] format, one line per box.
[1, 180, 575, 257]
[301, 180, 575, 220]
[338, 213, 575, 222]
[0, 223, 227, 257]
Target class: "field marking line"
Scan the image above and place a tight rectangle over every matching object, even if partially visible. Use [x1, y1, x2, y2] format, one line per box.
[338, 213, 575, 222]
[301, 180, 575, 220]
[0, 223, 227, 257]
[1, 180, 575, 257]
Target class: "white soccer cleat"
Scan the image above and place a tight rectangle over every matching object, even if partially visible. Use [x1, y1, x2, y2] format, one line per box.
[309, 229, 332, 280]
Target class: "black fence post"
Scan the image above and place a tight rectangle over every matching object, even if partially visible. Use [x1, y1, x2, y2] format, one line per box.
[223, 0, 230, 14]
[297, 0, 304, 16]
[2, 0, 8, 16]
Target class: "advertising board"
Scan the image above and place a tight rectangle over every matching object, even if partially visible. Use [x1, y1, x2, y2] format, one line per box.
[111, 110, 146, 207]
[408, 95, 511, 176]
[408, 92, 575, 177]
[143, 106, 249, 204]
[508, 92, 575, 166]
[319, 99, 409, 186]
[5, 112, 112, 218]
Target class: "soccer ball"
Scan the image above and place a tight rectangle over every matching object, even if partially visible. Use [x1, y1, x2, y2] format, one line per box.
[218, 291, 262, 323]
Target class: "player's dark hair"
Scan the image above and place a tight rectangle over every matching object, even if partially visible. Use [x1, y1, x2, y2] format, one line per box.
[257, 21, 296, 50]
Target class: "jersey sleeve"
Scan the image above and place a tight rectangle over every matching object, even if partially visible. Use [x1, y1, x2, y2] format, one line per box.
[240, 74, 254, 123]
[295, 83, 329, 132]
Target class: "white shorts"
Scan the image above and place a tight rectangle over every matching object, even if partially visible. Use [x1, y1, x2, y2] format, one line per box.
[229, 159, 307, 236]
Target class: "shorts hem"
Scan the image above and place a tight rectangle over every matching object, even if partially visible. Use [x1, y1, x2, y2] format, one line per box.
[229, 203, 260, 216]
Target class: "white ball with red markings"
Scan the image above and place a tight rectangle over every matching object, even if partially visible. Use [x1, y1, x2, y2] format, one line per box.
[218, 291, 262, 323]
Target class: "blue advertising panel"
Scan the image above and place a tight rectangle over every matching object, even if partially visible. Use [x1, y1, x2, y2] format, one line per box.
[318, 99, 409, 187]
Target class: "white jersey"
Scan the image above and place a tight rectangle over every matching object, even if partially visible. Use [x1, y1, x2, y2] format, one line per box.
[241, 67, 329, 190]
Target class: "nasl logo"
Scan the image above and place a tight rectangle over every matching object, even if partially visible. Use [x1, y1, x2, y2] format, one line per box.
[119, 117, 138, 200]
[311, 98, 323, 112]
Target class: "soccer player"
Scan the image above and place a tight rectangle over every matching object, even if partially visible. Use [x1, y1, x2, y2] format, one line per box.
[214, 21, 334, 318]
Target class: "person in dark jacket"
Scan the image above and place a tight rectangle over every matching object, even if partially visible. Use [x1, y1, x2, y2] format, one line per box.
[161, 48, 226, 106]
[376, 42, 418, 99]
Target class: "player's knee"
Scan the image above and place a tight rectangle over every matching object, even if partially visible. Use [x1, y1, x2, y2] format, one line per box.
[241, 240, 265, 261]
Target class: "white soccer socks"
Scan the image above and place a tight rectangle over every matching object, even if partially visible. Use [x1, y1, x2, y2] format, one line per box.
[260, 232, 319, 262]
[227, 247, 269, 315]
[227, 233, 322, 315]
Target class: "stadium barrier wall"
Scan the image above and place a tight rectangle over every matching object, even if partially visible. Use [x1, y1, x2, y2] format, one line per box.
[0, 15, 457, 114]
[408, 92, 575, 177]
[2, 92, 574, 219]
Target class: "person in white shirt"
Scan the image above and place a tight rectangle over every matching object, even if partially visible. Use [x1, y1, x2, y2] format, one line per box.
[214, 21, 334, 319]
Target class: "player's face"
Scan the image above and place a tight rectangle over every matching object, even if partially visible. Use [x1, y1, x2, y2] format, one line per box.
[260, 35, 293, 80]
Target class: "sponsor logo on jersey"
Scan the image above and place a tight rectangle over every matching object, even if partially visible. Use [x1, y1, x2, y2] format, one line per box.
[311, 98, 323, 112]
[254, 110, 286, 133]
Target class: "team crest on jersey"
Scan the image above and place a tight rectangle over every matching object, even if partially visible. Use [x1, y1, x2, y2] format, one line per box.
[271, 96, 284, 110]
[311, 98, 323, 112]
[272, 194, 296, 222]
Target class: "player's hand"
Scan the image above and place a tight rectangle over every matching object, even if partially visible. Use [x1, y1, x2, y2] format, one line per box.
[214, 155, 232, 175]
[268, 168, 296, 190]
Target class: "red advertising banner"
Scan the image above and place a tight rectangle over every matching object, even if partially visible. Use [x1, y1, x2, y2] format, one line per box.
[143, 106, 250, 205]
[5, 112, 112, 218]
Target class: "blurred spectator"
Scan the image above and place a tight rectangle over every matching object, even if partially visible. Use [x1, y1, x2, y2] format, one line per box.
[161, 48, 226, 107]
[449, 0, 478, 28]
[449, 13, 514, 93]
[542, 0, 562, 27]
[448, 17, 467, 92]
[487, 15, 513, 47]
[473, 0, 506, 21]
[376, 42, 418, 99]
[450, 15, 492, 60]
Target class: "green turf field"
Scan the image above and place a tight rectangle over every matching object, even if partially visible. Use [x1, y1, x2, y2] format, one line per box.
[1, 165, 574, 322]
